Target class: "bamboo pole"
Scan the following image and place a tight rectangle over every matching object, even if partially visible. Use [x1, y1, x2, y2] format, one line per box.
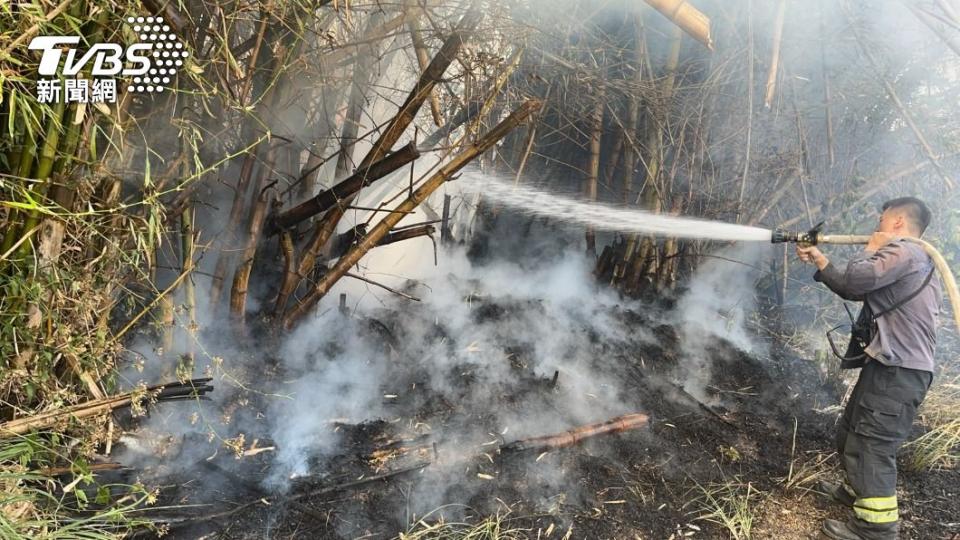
[209, 151, 259, 309]
[283, 100, 541, 329]
[0, 379, 213, 438]
[584, 85, 605, 257]
[16, 97, 66, 260]
[229, 147, 277, 324]
[335, 12, 384, 179]
[500, 413, 649, 453]
[269, 143, 421, 233]
[764, 0, 787, 110]
[290, 10, 481, 298]
[819, 1, 835, 168]
[180, 203, 196, 361]
[408, 17, 444, 127]
[642, 0, 713, 50]
[363, 8, 481, 170]
[618, 14, 649, 286]
[738, 0, 754, 222]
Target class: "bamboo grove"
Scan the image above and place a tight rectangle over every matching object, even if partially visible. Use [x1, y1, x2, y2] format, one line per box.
[2, 0, 960, 533]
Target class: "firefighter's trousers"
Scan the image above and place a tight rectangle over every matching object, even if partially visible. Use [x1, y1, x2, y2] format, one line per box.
[836, 360, 932, 539]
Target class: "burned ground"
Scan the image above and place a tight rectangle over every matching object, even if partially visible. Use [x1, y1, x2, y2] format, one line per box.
[121, 283, 959, 540]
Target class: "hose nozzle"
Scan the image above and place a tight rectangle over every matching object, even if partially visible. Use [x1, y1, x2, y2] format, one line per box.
[771, 221, 824, 245]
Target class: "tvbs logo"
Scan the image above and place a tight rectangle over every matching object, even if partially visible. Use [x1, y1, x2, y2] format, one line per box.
[28, 16, 188, 103]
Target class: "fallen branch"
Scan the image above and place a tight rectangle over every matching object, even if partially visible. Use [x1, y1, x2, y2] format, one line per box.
[1, 379, 213, 438]
[283, 99, 542, 329]
[499, 413, 649, 453]
[345, 273, 422, 302]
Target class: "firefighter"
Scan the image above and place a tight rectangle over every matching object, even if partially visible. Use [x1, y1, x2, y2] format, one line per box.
[795, 197, 941, 540]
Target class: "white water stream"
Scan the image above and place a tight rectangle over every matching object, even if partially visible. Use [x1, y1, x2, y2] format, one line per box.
[458, 172, 773, 242]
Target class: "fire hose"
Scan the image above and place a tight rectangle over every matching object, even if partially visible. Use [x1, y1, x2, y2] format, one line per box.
[772, 223, 960, 333]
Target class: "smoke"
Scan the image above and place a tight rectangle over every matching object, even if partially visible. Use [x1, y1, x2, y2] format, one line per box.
[675, 243, 768, 402]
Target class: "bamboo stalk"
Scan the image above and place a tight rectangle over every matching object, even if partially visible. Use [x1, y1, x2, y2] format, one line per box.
[283, 100, 541, 329]
[642, 0, 713, 50]
[820, 1, 835, 168]
[738, 0, 754, 222]
[180, 203, 196, 360]
[408, 17, 444, 127]
[584, 86, 605, 257]
[16, 97, 66, 260]
[335, 12, 384, 179]
[229, 147, 277, 324]
[514, 116, 538, 186]
[209, 150, 259, 309]
[764, 0, 787, 110]
[269, 143, 421, 233]
[0, 379, 213, 438]
[274, 231, 297, 316]
[359, 8, 481, 170]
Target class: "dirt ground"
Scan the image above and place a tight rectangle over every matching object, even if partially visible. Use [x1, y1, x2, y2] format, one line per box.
[126, 294, 960, 540]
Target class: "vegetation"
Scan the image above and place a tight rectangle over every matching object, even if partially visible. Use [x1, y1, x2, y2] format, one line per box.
[1, 0, 959, 536]
[688, 477, 762, 540]
[906, 375, 960, 470]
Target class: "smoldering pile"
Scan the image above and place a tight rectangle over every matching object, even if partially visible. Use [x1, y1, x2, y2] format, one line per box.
[100, 241, 840, 539]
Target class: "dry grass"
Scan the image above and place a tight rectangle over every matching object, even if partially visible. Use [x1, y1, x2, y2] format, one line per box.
[399, 505, 535, 540]
[905, 376, 960, 471]
[686, 477, 763, 540]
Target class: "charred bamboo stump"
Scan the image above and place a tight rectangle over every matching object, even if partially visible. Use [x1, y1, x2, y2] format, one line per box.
[499, 413, 649, 453]
[283, 100, 542, 330]
[267, 143, 421, 234]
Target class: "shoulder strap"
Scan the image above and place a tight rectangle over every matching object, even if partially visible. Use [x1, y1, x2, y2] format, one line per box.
[870, 263, 936, 321]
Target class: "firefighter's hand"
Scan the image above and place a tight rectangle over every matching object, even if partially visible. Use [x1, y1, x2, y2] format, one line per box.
[796, 245, 829, 270]
[866, 231, 897, 253]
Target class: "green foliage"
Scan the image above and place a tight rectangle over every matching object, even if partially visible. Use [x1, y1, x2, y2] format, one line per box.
[0, 435, 157, 539]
